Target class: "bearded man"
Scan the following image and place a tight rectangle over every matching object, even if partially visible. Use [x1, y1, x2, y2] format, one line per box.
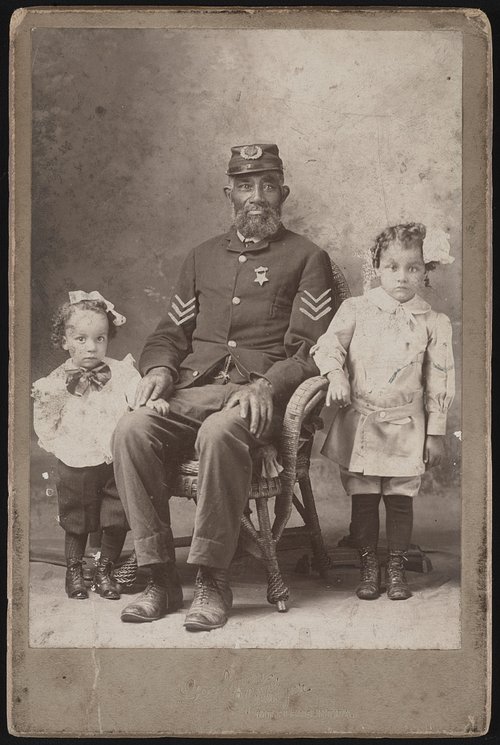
[113, 144, 336, 630]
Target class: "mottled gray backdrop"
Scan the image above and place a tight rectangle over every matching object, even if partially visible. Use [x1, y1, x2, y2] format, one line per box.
[30, 29, 462, 549]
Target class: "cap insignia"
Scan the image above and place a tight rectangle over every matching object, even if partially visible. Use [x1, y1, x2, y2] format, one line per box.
[240, 145, 263, 160]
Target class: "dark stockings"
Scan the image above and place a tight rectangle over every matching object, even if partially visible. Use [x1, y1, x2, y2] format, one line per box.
[65, 532, 87, 562]
[100, 527, 127, 564]
[351, 493, 413, 551]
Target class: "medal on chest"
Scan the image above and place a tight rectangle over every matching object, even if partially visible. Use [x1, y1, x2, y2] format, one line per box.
[254, 266, 269, 286]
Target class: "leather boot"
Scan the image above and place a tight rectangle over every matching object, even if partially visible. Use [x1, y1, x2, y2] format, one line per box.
[92, 558, 121, 600]
[356, 548, 380, 600]
[120, 562, 183, 623]
[184, 567, 233, 631]
[65, 559, 88, 600]
[386, 551, 412, 600]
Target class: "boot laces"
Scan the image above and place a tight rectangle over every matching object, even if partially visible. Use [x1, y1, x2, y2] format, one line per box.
[193, 574, 216, 607]
[96, 558, 113, 577]
[67, 559, 84, 577]
[360, 550, 378, 581]
[387, 553, 407, 580]
[142, 577, 163, 599]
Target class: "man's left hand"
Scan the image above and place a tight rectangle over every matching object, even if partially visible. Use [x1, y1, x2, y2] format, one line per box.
[225, 379, 273, 439]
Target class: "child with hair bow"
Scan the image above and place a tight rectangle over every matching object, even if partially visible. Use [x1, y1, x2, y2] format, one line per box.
[31, 292, 166, 601]
[312, 223, 455, 601]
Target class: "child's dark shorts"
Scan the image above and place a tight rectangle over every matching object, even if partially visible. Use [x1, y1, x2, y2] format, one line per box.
[55, 460, 129, 534]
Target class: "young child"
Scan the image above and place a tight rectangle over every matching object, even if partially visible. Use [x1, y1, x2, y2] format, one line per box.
[32, 291, 142, 601]
[312, 223, 455, 600]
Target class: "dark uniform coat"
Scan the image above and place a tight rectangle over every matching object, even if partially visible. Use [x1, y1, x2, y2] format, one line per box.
[140, 226, 336, 404]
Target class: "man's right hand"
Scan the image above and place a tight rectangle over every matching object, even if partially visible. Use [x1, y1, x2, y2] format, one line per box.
[134, 366, 175, 408]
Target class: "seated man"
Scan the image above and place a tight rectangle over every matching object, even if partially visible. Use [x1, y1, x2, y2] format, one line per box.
[113, 143, 336, 630]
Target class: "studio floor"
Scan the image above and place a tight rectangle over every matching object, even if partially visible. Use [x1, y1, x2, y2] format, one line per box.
[29, 455, 462, 650]
[29, 540, 460, 650]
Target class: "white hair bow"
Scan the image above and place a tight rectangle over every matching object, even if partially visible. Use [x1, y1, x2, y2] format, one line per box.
[68, 290, 126, 326]
[422, 228, 455, 265]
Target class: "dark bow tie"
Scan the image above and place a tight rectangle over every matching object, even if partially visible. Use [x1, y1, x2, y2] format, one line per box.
[65, 362, 112, 397]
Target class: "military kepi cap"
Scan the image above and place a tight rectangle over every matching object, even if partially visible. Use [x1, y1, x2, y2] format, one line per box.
[226, 144, 284, 176]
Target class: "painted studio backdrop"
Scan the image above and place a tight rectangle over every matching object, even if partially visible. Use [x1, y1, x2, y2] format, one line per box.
[30, 28, 462, 647]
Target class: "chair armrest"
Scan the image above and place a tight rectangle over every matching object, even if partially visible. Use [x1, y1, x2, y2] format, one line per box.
[272, 376, 328, 541]
[284, 375, 329, 428]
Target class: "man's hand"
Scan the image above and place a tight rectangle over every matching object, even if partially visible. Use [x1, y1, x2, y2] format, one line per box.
[423, 434, 444, 469]
[225, 379, 273, 439]
[325, 372, 351, 408]
[134, 366, 175, 408]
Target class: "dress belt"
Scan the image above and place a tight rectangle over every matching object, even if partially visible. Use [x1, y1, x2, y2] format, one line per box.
[350, 391, 424, 421]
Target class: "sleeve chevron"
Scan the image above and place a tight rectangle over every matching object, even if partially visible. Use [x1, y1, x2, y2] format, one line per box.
[139, 248, 197, 376]
[299, 287, 332, 320]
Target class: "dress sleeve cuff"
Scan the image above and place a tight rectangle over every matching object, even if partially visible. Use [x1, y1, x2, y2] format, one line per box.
[325, 369, 348, 383]
[426, 412, 447, 435]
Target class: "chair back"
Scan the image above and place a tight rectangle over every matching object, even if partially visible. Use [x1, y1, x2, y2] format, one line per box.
[329, 256, 351, 315]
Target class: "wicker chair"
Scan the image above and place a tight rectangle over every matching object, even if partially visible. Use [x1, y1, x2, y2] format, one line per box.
[114, 258, 351, 611]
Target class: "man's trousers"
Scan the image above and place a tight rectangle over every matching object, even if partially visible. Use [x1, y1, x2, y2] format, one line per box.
[112, 383, 281, 570]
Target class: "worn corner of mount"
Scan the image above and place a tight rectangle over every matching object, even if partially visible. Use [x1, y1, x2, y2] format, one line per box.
[463, 8, 492, 39]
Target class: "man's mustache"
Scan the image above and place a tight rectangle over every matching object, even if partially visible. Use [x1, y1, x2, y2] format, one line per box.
[237, 203, 277, 216]
[232, 201, 282, 239]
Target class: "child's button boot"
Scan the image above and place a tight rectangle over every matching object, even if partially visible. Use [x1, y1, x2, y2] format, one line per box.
[386, 550, 412, 600]
[356, 548, 380, 600]
[92, 558, 121, 600]
[65, 559, 89, 600]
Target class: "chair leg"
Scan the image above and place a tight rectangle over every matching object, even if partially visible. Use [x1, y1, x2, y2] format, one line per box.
[254, 498, 289, 612]
[113, 550, 138, 589]
[298, 474, 332, 580]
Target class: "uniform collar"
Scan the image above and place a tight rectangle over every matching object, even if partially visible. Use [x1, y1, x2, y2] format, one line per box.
[225, 224, 286, 253]
[366, 286, 431, 315]
[236, 230, 260, 244]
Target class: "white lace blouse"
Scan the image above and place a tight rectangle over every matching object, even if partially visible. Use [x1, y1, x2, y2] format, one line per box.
[32, 354, 141, 468]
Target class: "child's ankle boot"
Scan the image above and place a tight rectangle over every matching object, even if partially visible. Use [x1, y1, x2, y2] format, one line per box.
[356, 548, 380, 600]
[65, 559, 88, 599]
[386, 550, 412, 600]
[92, 558, 121, 600]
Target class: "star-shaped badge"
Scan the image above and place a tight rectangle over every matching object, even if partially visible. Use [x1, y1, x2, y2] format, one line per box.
[254, 266, 269, 286]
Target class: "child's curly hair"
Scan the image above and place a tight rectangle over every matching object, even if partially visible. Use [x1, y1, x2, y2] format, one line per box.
[371, 222, 438, 287]
[51, 299, 117, 349]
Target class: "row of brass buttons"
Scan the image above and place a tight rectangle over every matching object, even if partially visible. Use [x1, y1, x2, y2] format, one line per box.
[190, 253, 249, 377]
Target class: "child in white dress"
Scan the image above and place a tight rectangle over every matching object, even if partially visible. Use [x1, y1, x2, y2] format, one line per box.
[32, 291, 142, 601]
[312, 223, 455, 600]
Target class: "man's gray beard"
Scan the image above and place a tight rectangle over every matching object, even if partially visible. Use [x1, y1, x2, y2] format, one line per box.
[232, 205, 282, 240]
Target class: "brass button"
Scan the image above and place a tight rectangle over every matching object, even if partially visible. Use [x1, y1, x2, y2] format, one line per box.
[379, 411, 386, 419]
[228, 340, 237, 348]
[232, 297, 241, 305]
[192, 371, 199, 377]
[238, 254, 247, 263]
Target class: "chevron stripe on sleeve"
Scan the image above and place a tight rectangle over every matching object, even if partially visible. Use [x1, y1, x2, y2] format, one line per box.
[299, 288, 332, 321]
[167, 294, 196, 326]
